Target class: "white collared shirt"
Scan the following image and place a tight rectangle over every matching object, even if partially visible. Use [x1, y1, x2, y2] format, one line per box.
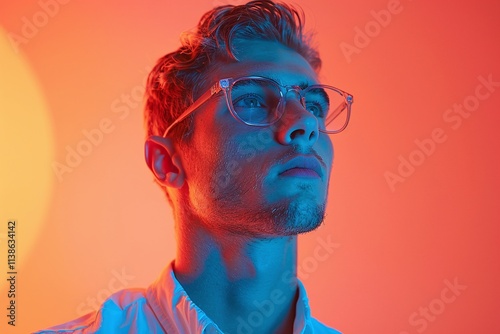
[35, 261, 341, 334]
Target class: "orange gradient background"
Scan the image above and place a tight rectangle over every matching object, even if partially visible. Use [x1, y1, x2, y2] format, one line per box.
[1, 1, 499, 333]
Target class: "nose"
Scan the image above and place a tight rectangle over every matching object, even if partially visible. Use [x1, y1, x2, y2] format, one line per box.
[275, 93, 319, 147]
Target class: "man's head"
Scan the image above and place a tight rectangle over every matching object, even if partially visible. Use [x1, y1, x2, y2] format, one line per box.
[144, 0, 351, 238]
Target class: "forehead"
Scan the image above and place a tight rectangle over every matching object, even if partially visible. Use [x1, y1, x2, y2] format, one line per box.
[206, 40, 318, 87]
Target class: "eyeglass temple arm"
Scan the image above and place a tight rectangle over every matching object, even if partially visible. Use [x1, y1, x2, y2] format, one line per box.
[162, 81, 223, 137]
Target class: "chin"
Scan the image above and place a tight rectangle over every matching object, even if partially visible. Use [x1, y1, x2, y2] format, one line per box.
[271, 198, 326, 235]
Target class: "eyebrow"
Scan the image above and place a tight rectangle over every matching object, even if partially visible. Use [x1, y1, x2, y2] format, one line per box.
[264, 75, 312, 89]
[297, 81, 310, 89]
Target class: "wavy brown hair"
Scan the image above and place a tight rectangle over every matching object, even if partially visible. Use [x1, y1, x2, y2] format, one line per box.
[144, 0, 321, 142]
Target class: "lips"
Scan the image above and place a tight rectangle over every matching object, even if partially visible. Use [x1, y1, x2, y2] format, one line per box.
[278, 156, 323, 178]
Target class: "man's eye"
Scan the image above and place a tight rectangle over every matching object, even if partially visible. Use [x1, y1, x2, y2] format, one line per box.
[233, 94, 266, 109]
[306, 102, 326, 118]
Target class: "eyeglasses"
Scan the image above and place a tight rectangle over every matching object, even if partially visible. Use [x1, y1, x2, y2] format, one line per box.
[162, 76, 353, 137]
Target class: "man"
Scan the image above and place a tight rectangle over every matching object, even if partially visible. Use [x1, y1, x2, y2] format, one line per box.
[36, 0, 352, 333]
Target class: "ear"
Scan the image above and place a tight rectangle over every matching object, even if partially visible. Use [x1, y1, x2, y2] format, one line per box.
[144, 135, 185, 188]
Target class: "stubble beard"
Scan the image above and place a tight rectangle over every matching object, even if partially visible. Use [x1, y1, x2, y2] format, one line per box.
[203, 176, 327, 238]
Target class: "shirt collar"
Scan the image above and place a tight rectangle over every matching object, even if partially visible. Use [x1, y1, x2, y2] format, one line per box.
[146, 260, 314, 334]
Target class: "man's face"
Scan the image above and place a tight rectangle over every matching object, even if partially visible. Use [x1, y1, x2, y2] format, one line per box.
[179, 39, 334, 237]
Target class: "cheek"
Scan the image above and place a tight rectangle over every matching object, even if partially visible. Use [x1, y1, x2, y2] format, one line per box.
[216, 131, 268, 190]
[189, 107, 228, 165]
[189, 125, 243, 187]
[182, 128, 223, 193]
[220, 135, 255, 174]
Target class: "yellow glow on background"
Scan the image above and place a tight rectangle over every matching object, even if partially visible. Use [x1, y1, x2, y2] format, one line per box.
[0, 28, 54, 288]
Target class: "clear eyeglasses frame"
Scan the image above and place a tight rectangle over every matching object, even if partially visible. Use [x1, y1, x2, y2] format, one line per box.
[162, 76, 354, 137]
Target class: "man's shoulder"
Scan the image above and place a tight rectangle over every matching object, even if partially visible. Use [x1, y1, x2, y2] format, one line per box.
[33, 288, 159, 333]
[103, 287, 149, 310]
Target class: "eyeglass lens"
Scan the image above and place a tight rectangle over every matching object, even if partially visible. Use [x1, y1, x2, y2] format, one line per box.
[229, 78, 348, 132]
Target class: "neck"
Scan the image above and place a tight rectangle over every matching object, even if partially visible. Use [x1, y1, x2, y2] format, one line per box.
[173, 220, 299, 333]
